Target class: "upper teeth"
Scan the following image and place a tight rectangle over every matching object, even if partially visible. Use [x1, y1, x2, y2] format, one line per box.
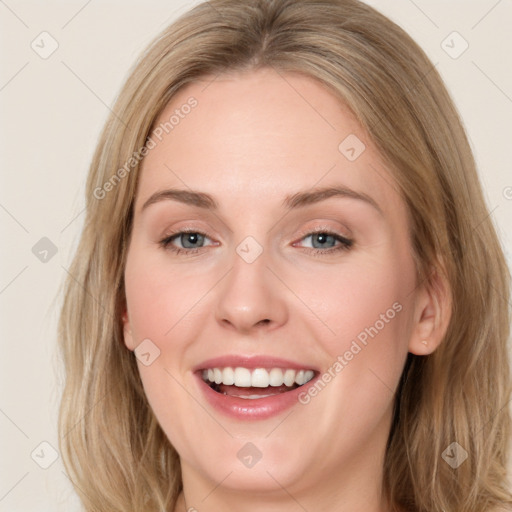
[202, 367, 315, 388]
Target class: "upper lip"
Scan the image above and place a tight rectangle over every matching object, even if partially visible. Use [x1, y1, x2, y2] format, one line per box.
[192, 355, 318, 372]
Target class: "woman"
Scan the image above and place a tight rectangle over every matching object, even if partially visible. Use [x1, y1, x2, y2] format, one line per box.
[58, 0, 512, 510]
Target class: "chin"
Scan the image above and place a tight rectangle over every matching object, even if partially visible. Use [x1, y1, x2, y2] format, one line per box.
[183, 434, 312, 493]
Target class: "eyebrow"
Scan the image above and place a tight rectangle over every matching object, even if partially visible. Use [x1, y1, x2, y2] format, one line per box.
[141, 186, 383, 215]
[142, 189, 217, 211]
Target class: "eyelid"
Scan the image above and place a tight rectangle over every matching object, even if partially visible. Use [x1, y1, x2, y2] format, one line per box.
[159, 227, 216, 247]
[291, 228, 353, 253]
[158, 224, 353, 256]
[292, 224, 352, 244]
[157, 219, 355, 252]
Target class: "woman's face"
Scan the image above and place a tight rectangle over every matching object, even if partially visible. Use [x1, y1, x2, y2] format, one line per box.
[123, 68, 434, 506]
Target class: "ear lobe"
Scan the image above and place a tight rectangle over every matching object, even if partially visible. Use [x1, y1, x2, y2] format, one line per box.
[122, 309, 136, 351]
[408, 264, 452, 356]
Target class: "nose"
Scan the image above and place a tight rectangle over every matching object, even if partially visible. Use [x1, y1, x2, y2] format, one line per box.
[214, 249, 288, 334]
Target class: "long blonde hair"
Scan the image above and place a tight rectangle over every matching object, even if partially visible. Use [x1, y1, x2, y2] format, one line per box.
[58, 0, 512, 510]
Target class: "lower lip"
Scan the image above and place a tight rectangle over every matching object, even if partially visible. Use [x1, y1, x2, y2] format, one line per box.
[195, 373, 319, 420]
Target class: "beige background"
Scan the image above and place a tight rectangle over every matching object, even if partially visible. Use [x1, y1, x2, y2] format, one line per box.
[0, 0, 511, 510]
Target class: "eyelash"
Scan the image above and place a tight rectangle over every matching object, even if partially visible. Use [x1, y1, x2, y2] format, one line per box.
[158, 228, 353, 257]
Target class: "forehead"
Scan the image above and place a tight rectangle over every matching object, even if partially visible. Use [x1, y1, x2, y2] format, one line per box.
[136, 67, 405, 220]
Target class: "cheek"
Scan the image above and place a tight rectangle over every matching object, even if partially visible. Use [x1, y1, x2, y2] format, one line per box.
[294, 245, 415, 417]
[124, 247, 216, 345]
[123, 249, 213, 456]
[298, 249, 413, 356]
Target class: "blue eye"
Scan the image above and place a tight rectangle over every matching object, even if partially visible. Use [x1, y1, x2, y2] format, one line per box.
[159, 229, 353, 256]
[294, 230, 353, 255]
[159, 231, 213, 254]
[174, 232, 206, 249]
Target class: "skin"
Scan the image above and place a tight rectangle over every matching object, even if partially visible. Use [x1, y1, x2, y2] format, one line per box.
[122, 67, 451, 512]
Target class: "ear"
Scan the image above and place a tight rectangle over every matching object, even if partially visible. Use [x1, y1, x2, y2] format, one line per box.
[408, 263, 452, 356]
[122, 309, 136, 351]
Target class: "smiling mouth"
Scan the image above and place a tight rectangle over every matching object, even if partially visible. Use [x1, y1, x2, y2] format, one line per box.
[201, 367, 316, 399]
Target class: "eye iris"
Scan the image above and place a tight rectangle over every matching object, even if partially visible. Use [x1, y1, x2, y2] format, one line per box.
[181, 233, 204, 248]
[312, 233, 335, 248]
